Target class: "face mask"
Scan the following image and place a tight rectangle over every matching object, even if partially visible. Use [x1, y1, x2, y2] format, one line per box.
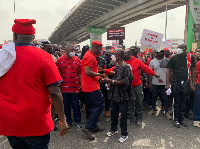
[177, 48, 184, 54]
[36, 45, 40, 48]
[105, 55, 111, 61]
[123, 56, 129, 61]
[111, 55, 116, 61]
[69, 52, 75, 57]
[77, 53, 81, 57]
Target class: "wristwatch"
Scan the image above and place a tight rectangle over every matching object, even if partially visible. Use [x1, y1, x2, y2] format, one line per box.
[112, 80, 115, 84]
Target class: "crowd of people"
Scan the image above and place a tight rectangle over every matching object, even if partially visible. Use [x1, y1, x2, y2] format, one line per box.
[1, 19, 200, 149]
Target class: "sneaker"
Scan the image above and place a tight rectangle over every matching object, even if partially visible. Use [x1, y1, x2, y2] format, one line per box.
[118, 135, 128, 142]
[165, 112, 172, 120]
[82, 129, 95, 140]
[105, 111, 110, 117]
[174, 121, 180, 128]
[53, 126, 58, 131]
[75, 123, 83, 128]
[107, 130, 118, 137]
[148, 109, 155, 116]
[180, 121, 188, 127]
[193, 121, 200, 127]
[136, 119, 142, 127]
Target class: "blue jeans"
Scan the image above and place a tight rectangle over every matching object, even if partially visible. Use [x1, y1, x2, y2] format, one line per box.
[85, 90, 104, 129]
[7, 133, 50, 149]
[62, 93, 81, 124]
[152, 85, 169, 112]
[193, 84, 200, 121]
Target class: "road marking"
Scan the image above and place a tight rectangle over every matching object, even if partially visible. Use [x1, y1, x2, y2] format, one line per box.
[157, 139, 165, 149]
[169, 141, 174, 147]
[132, 139, 152, 147]
[103, 137, 109, 142]
[142, 122, 146, 129]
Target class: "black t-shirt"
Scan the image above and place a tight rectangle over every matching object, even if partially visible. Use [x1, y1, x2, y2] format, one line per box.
[167, 54, 196, 81]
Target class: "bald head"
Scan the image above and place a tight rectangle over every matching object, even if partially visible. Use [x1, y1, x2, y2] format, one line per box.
[115, 48, 124, 62]
[115, 48, 124, 57]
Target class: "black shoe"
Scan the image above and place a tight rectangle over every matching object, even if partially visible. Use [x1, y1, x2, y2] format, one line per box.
[174, 121, 181, 128]
[180, 121, 188, 127]
[91, 126, 103, 133]
[53, 126, 58, 131]
[185, 114, 193, 120]
[82, 129, 95, 140]
[68, 123, 72, 129]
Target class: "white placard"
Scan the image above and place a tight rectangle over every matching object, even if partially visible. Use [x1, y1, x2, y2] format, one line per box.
[164, 39, 172, 49]
[140, 29, 164, 48]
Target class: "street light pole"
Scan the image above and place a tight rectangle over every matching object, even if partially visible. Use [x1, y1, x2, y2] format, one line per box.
[165, 0, 168, 40]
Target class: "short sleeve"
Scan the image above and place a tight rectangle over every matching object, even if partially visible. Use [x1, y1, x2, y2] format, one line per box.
[84, 56, 95, 67]
[43, 55, 62, 86]
[191, 55, 196, 68]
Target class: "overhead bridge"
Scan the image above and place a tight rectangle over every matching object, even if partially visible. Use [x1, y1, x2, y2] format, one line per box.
[49, 0, 186, 45]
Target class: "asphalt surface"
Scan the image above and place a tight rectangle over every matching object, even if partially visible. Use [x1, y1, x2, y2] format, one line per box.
[1, 100, 200, 149]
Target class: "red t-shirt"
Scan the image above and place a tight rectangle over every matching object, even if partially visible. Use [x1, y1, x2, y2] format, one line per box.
[56, 55, 81, 93]
[196, 61, 200, 84]
[125, 56, 155, 87]
[0, 44, 62, 136]
[81, 50, 100, 92]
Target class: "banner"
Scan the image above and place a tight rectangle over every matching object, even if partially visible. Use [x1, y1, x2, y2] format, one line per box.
[187, 0, 200, 50]
[164, 39, 172, 49]
[140, 29, 164, 48]
[107, 27, 125, 40]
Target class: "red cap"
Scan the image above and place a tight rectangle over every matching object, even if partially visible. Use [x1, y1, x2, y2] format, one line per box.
[111, 47, 115, 50]
[163, 48, 170, 51]
[12, 19, 36, 35]
[92, 41, 103, 47]
[0, 44, 2, 49]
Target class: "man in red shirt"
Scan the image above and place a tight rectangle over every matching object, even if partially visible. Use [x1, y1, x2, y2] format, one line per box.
[81, 41, 105, 140]
[0, 19, 68, 149]
[124, 49, 163, 127]
[57, 44, 83, 128]
[193, 49, 200, 127]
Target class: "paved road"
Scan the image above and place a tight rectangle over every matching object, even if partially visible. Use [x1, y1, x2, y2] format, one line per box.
[1, 101, 200, 149]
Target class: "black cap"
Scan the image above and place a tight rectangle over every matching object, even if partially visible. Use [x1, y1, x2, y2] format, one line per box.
[130, 46, 137, 50]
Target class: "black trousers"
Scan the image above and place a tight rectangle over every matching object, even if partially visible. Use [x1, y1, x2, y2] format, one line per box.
[172, 81, 189, 122]
[111, 100, 128, 136]
[101, 88, 110, 111]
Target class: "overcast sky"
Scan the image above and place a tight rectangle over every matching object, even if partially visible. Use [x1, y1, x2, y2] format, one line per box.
[0, 0, 186, 48]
